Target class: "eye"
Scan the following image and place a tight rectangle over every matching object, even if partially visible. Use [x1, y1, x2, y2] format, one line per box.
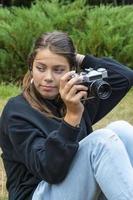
[36, 66, 45, 72]
[54, 67, 65, 74]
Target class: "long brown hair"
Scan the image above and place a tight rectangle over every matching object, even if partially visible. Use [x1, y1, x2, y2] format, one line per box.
[22, 31, 77, 118]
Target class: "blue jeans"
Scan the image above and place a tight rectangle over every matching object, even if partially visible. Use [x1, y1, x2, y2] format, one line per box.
[32, 121, 133, 200]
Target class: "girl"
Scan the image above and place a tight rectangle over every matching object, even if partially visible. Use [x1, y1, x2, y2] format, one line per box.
[0, 31, 133, 200]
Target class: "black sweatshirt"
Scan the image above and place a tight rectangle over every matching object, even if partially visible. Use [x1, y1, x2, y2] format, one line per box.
[0, 55, 133, 200]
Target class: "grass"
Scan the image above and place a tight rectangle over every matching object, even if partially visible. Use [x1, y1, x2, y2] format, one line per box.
[93, 88, 133, 129]
[0, 84, 132, 199]
[0, 83, 21, 112]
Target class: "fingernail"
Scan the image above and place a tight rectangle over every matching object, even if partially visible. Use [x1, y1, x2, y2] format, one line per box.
[70, 70, 76, 74]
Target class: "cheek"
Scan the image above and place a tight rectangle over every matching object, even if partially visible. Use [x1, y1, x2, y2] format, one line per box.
[54, 74, 64, 86]
[32, 70, 42, 82]
[32, 75, 42, 90]
[33, 75, 39, 84]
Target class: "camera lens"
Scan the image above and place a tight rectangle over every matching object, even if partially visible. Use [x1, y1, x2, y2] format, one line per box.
[90, 80, 112, 99]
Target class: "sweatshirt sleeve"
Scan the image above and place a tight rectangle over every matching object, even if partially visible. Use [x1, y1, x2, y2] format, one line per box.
[81, 55, 133, 124]
[4, 99, 80, 184]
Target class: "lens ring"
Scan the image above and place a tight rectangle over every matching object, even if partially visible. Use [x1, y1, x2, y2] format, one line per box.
[90, 80, 112, 99]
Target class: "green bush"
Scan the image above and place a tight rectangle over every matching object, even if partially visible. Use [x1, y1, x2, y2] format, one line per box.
[0, 0, 133, 83]
[86, 0, 133, 5]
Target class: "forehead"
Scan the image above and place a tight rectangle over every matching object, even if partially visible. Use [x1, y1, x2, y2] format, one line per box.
[34, 49, 69, 66]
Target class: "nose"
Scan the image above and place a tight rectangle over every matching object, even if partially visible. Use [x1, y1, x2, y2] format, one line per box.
[44, 70, 53, 82]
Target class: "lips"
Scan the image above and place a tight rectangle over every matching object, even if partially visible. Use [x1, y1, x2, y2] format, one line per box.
[41, 85, 56, 88]
[40, 85, 56, 91]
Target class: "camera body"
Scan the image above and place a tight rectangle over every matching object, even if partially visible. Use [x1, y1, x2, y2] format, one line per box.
[74, 68, 112, 100]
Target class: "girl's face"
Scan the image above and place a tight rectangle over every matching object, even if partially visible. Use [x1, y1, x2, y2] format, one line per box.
[32, 48, 70, 99]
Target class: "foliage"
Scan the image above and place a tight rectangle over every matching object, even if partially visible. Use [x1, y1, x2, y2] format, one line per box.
[1, 0, 34, 7]
[1, 0, 133, 7]
[0, 0, 133, 83]
[86, 0, 133, 5]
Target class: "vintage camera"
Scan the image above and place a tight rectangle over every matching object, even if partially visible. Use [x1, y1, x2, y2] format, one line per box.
[75, 68, 112, 100]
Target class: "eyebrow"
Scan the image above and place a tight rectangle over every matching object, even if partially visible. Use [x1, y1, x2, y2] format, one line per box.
[35, 62, 46, 66]
[35, 61, 67, 68]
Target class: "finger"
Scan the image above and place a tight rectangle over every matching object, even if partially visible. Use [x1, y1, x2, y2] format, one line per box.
[76, 54, 85, 66]
[60, 70, 76, 88]
[61, 75, 83, 94]
[71, 90, 88, 102]
[67, 84, 88, 98]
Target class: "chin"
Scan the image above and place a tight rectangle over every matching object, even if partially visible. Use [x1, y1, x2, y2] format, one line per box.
[42, 93, 58, 100]
[46, 96, 57, 100]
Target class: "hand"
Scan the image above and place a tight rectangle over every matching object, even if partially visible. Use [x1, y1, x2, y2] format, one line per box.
[59, 71, 88, 126]
[76, 53, 85, 67]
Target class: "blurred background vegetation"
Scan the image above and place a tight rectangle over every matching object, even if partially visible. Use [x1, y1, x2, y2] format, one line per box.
[0, 0, 133, 84]
[1, 0, 133, 7]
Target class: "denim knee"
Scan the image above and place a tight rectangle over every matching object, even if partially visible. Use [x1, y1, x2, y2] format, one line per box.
[106, 120, 133, 140]
[79, 128, 124, 173]
[79, 128, 119, 152]
[88, 128, 117, 141]
[107, 120, 131, 131]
